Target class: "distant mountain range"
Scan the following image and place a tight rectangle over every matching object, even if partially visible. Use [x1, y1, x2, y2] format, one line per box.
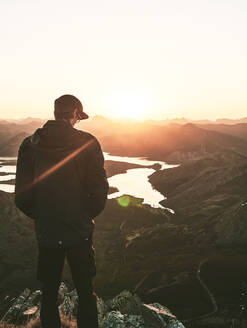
[1, 116, 247, 158]
[3, 115, 247, 125]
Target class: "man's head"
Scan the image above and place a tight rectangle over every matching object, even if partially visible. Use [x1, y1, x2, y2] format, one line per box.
[54, 94, 89, 125]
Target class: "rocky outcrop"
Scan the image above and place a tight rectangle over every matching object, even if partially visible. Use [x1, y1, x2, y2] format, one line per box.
[0, 283, 185, 328]
[1, 289, 41, 324]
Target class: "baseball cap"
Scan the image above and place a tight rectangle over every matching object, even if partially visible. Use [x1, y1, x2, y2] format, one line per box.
[54, 94, 89, 120]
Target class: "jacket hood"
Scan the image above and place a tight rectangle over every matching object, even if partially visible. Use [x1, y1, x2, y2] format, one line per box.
[30, 120, 78, 153]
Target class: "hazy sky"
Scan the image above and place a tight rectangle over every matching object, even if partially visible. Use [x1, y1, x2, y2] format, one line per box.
[1, 0, 247, 120]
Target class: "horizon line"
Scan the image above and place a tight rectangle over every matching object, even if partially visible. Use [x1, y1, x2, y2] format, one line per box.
[1, 115, 247, 123]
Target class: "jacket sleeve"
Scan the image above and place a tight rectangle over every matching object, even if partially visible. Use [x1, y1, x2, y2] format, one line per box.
[14, 139, 35, 219]
[84, 137, 109, 218]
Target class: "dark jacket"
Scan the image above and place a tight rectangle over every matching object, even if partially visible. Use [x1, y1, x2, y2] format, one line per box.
[15, 120, 109, 247]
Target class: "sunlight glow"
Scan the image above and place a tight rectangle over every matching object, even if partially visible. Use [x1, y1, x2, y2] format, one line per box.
[104, 88, 152, 120]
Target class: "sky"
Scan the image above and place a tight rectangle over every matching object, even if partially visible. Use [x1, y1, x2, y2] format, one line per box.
[1, 0, 247, 120]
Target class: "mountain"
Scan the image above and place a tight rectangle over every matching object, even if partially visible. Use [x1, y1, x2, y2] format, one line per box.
[0, 120, 44, 156]
[0, 132, 29, 156]
[198, 123, 247, 141]
[149, 149, 247, 246]
[215, 117, 247, 124]
[95, 122, 247, 163]
[5, 117, 45, 125]
[1, 117, 247, 163]
[0, 120, 44, 157]
[161, 123, 247, 162]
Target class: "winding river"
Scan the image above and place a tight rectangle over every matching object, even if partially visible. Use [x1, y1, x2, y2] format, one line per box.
[0, 154, 177, 210]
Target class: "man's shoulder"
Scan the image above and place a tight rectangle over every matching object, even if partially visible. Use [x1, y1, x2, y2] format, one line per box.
[73, 128, 97, 140]
[19, 135, 33, 151]
[72, 129, 101, 148]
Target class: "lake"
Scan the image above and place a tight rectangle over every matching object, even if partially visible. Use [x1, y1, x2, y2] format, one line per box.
[0, 154, 178, 210]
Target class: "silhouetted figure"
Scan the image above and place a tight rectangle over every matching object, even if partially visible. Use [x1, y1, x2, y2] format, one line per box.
[15, 94, 109, 328]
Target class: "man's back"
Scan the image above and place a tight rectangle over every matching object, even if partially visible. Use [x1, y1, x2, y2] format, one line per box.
[15, 119, 108, 247]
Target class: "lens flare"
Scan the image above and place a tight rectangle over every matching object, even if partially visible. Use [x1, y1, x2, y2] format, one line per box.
[117, 195, 130, 207]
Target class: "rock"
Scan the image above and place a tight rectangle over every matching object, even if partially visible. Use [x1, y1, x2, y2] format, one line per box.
[60, 295, 76, 317]
[68, 289, 78, 303]
[1, 288, 31, 323]
[67, 289, 79, 316]
[1, 283, 186, 328]
[167, 323, 185, 328]
[102, 311, 125, 328]
[123, 314, 145, 327]
[108, 290, 143, 315]
[102, 311, 145, 328]
[23, 306, 39, 316]
[97, 297, 106, 327]
[58, 282, 69, 304]
[0, 289, 41, 324]
[142, 303, 185, 328]
[59, 288, 79, 317]
[23, 290, 41, 310]
[21, 290, 42, 321]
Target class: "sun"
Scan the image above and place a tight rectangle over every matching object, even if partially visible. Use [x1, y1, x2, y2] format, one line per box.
[105, 88, 151, 120]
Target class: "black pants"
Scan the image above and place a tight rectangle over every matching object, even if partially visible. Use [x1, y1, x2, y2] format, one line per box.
[37, 238, 98, 328]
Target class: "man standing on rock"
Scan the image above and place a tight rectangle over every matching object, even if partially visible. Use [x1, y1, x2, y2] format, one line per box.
[15, 94, 109, 328]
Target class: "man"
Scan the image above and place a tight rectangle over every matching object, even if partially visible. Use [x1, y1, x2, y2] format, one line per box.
[15, 94, 109, 328]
